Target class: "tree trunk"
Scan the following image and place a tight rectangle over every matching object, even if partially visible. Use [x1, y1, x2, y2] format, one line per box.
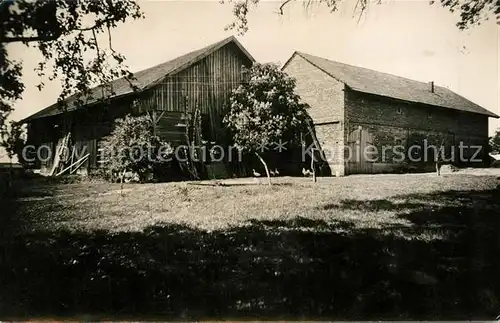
[255, 152, 271, 186]
[311, 149, 317, 183]
[120, 168, 126, 194]
[436, 138, 445, 176]
[8, 157, 13, 188]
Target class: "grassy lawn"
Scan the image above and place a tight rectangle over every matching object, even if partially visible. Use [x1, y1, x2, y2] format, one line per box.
[1, 173, 500, 320]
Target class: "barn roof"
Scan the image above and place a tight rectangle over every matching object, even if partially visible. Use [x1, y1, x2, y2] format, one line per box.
[285, 51, 499, 118]
[21, 36, 255, 123]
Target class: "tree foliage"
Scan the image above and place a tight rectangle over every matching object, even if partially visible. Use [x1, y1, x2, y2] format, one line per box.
[0, 0, 143, 132]
[0, 120, 25, 161]
[490, 128, 500, 154]
[223, 63, 309, 184]
[0, 120, 25, 189]
[99, 114, 173, 183]
[222, 0, 499, 35]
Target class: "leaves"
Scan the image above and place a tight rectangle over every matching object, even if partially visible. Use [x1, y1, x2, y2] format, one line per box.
[0, 0, 143, 135]
[99, 114, 173, 181]
[222, 0, 499, 35]
[0, 120, 25, 160]
[223, 63, 309, 154]
[489, 128, 500, 154]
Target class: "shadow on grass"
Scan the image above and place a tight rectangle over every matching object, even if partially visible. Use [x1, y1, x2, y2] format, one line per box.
[188, 182, 257, 187]
[188, 181, 294, 187]
[1, 187, 500, 320]
[321, 199, 425, 211]
[0, 180, 59, 237]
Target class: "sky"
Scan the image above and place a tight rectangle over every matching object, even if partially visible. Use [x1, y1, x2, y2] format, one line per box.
[3, 0, 500, 161]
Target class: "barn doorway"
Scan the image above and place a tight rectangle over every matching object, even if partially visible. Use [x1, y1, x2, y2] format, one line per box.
[346, 126, 375, 174]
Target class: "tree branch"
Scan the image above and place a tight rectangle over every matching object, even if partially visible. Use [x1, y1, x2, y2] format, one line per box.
[75, 18, 115, 31]
[92, 28, 107, 101]
[278, 0, 294, 14]
[2, 15, 116, 44]
[107, 24, 115, 53]
[1, 33, 60, 44]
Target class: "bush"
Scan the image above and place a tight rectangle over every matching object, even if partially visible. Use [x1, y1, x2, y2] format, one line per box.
[223, 63, 309, 185]
[99, 114, 174, 182]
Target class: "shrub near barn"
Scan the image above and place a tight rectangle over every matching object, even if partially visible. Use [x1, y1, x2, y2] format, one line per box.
[223, 63, 310, 185]
[99, 114, 173, 183]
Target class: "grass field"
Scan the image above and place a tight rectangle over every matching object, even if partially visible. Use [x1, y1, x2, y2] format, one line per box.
[1, 172, 500, 320]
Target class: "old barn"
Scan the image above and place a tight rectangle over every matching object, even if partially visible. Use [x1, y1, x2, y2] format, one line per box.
[283, 51, 499, 176]
[20, 36, 255, 177]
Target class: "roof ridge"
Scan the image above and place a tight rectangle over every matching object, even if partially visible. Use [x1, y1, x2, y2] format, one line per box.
[117, 35, 237, 77]
[291, 51, 498, 118]
[296, 51, 437, 88]
[142, 36, 235, 89]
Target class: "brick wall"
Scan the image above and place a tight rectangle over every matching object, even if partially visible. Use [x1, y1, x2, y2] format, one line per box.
[283, 54, 346, 175]
[345, 90, 488, 136]
[344, 89, 490, 171]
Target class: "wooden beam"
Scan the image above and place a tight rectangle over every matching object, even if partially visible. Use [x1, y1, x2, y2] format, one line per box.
[156, 111, 166, 124]
[69, 144, 76, 173]
[57, 153, 90, 176]
[48, 132, 71, 177]
[306, 119, 325, 163]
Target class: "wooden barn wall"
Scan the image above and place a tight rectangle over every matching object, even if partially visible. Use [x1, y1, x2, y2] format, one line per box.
[154, 111, 187, 145]
[26, 43, 253, 175]
[26, 115, 62, 171]
[70, 97, 136, 170]
[26, 97, 137, 173]
[139, 42, 252, 140]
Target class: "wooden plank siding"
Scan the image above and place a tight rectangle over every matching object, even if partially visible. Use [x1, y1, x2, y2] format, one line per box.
[155, 111, 187, 145]
[138, 42, 250, 124]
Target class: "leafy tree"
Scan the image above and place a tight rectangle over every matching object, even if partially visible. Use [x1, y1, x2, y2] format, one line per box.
[0, 0, 143, 133]
[0, 120, 25, 186]
[222, 0, 499, 35]
[0, 120, 25, 162]
[99, 114, 173, 185]
[490, 128, 500, 154]
[223, 63, 309, 185]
